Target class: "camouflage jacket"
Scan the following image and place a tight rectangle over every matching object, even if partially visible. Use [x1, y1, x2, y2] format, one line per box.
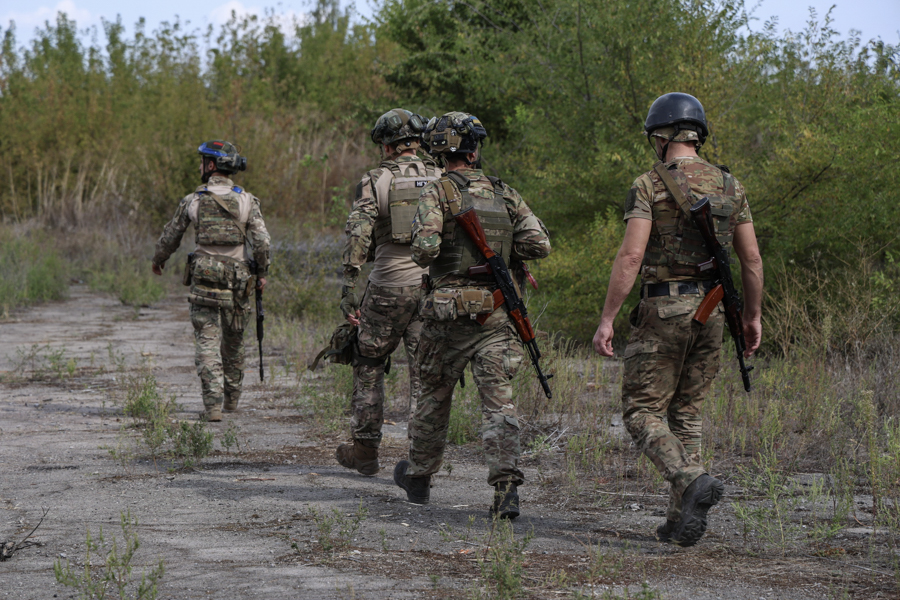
[151, 175, 271, 277]
[411, 167, 551, 288]
[341, 154, 432, 288]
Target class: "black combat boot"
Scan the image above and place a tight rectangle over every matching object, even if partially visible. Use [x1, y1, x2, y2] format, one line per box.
[335, 440, 380, 476]
[393, 460, 430, 504]
[655, 519, 678, 543]
[671, 474, 724, 547]
[490, 482, 520, 520]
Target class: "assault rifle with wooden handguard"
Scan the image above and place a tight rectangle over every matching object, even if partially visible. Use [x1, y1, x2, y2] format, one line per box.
[689, 197, 753, 392]
[249, 259, 265, 382]
[453, 207, 553, 398]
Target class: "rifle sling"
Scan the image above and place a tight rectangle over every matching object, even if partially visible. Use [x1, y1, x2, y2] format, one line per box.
[652, 162, 695, 220]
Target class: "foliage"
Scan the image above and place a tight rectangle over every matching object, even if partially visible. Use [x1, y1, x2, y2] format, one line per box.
[54, 511, 165, 600]
[308, 501, 369, 553]
[0, 229, 68, 315]
[89, 258, 166, 307]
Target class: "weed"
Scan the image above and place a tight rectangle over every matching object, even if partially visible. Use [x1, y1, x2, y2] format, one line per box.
[54, 511, 164, 600]
[220, 422, 243, 454]
[309, 501, 369, 553]
[170, 421, 214, 470]
[474, 519, 533, 600]
[89, 257, 165, 307]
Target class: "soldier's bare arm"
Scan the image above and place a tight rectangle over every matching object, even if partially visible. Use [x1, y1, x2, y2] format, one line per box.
[506, 187, 551, 260]
[342, 175, 379, 288]
[151, 197, 192, 272]
[592, 218, 653, 357]
[733, 222, 763, 356]
[410, 184, 444, 267]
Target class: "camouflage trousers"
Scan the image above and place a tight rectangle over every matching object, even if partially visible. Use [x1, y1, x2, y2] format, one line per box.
[407, 307, 526, 486]
[350, 283, 423, 448]
[622, 291, 724, 521]
[190, 291, 250, 410]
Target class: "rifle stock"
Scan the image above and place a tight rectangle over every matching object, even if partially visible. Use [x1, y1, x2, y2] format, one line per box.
[250, 259, 265, 382]
[453, 207, 552, 398]
[689, 198, 753, 392]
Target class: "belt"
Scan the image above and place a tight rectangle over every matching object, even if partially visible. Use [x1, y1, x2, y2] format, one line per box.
[642, 280, 715, 298]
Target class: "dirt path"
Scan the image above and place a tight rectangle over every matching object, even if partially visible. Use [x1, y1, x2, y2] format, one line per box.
[0, 288, 887, 599]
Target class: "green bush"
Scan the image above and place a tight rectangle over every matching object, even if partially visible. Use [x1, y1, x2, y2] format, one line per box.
[0, 230, 68, 313]
[89, 258, 165, 307]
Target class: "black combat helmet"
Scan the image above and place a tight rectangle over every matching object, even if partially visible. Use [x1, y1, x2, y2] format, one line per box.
[644, 93, 709, 143]
[198, 140, 247, 176]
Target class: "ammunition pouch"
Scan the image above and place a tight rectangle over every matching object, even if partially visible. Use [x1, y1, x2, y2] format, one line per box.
[420, 287, 495, 322]
[189, 284, 233, 310]
[182, 253, 194, 286]
[191, 254, 230, 286]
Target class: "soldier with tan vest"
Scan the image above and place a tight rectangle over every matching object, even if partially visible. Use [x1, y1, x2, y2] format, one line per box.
[593, 93, 763, 546]
[336, 109, 441, 475]
[152, 141, 270, 422]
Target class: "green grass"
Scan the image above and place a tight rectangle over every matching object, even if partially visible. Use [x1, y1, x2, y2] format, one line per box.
[89, 257, 166, 307]
[0, 230, 68, 315]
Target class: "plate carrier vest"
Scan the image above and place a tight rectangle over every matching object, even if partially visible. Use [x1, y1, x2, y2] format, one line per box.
[429, 171, 514, 281]
[642, 163, 740, 282]
[195, 185, 246, 246]
[373, 159, 441, 246]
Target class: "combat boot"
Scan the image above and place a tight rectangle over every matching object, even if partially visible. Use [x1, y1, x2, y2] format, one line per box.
[490, 482, 520, 520]
[201, 405, 223, 422]
[655, 519, 678, 543]
[671, 474, 724, 547]
[224, 391, 240, 412]
[393, 460, 430, 504]
[335, 441, 380, 476]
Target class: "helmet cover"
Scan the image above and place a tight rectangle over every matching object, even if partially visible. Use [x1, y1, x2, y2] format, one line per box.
[371, 109, 427, 147]
[423, 111, 487, 155]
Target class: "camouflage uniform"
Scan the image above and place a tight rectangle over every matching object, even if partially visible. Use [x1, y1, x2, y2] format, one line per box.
[152, 175, 270, 415]
[623, 155, 751, 520]
[341, 155, 439, 447]
[406, 168, 551, 486]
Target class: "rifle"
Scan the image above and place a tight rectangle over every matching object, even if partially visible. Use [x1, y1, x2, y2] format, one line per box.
[250, 260, 265, 382]
[453, 207, 553, 398]
[689, 197, 753, 392]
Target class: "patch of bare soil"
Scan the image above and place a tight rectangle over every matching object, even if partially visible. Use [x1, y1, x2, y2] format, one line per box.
[0, 287, 895, 599]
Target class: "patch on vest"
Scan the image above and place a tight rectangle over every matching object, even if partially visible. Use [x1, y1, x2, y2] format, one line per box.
[624, 188, 638, 214]
[416, 181, 427, 187]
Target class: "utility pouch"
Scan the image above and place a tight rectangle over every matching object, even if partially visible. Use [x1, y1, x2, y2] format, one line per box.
[191, 254, 230, 286]
[420, 288, 495, 321]
[182, 253, 194, 287]
[188, 284, 234, 310]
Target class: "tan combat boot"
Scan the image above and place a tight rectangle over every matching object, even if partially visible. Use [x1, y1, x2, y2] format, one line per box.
[335, 441, 380, 476]
[201, 405, 223, 422]
[224, 391, 240, 412]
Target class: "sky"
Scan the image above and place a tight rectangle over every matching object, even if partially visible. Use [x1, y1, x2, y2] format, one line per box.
[1, 0, 898, 47]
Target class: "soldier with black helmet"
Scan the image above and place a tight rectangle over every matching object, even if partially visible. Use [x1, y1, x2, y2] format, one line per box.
[335, 109, 441, 476]
[151, 141, 271, 421]
[592, 93, 763, 546]
[392, 112, 551, 519]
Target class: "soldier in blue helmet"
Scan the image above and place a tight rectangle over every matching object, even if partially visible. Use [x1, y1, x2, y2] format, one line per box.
[151, 141, 271, 421]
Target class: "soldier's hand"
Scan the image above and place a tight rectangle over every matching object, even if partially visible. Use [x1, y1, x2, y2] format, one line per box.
[152, 263, 163, 276]
[257, 277, 267, 291]
[743, 316, 761, 357]
[593, 321, 615, 357]
[340, 286, 360, 321]
[347, 309, 361, 327]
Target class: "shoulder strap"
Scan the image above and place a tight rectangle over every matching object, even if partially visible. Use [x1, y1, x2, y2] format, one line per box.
[201, 190, 248, 241]
[485, 175, 505, 201]
[652, 162, 694, 219]
[380, 161, 402, 177]
[439, 176, 462, 215]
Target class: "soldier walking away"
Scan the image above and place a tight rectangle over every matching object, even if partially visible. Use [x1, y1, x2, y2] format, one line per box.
[151, 141, 271, 422]
[393, 112, 551, 519]
[592, 93, 763, 546]
[335, 109, 440, 476]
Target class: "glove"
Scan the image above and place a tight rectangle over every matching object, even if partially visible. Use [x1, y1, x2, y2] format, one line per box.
[340, 286, 360, 319]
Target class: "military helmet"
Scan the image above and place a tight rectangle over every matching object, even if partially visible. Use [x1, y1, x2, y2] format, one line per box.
[198, 140, 247, 174]
[423, 111, 487, 155]
[371, 109, 427, 147]
[644, 93, 708, 145]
